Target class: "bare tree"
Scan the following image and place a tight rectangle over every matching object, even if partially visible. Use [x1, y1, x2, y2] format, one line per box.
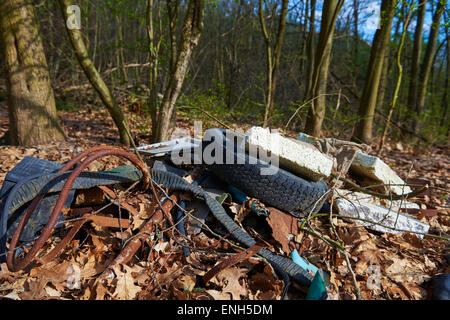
[259, 0, 289, 127]
[59, 0, 132, 146]
[352, 0, 359, 87]
[147, 0, 163, 132]
[352, 0, 396, 144]
[379, 0, 414, 154]
[304, 0, 316, 101]
[304, 0, 344, 137]
[0, 0, 66, 146]
[407, 0, 426, 113]
[153, 0, 205, 142]
[440, 13, 449, 135]
[413, 0, 446, 136]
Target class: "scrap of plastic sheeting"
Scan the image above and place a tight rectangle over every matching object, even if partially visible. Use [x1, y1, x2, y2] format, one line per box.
[432, 274, 450, 300]
[135, 137, 201, 157]
[336, 198, 429, 238]
[227, 185, 269, 217]
[185, 199, 210, 235]
[228, 185, 248, 203]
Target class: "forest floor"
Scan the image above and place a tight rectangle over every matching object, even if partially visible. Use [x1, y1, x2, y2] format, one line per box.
[0, 103, 448, 300]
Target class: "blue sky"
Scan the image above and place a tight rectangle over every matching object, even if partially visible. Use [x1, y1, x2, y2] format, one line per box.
[291, 0, 446, 43]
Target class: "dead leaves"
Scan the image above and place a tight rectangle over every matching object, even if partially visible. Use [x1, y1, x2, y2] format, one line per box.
[328, 229, 444, 300]
[266, 207, 299, 254]
[207, 268, 248, 300]
[19, 278, 49, 300]
[205, 263, 283, 300]
[248, 265, 283, 300]
[112, 265, 142, 300]
[0, 114, 448, 301]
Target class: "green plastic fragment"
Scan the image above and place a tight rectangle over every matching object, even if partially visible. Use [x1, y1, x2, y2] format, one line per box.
[306, 271, 328, 300]
[217, 193, 230, 204]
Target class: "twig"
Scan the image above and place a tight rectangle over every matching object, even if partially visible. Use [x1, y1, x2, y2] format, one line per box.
[349, 182, 447, 193]
[178, 105, 232, 130]
[331, 173, 429, 200]
[327, 162, 362, 299]
[102, 63, 150, 77]
[146, 232, 168, 300]
[308, 213, 450, 241]
[284, 93, 342, 131]
[343, 251, 361, 299]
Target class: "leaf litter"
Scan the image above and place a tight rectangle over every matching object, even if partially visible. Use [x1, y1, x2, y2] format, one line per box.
[0, 107, 448, 300]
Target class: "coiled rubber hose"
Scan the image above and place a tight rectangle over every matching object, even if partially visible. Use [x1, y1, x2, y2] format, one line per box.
[149, 169, 313, 286]
[4, 147, 313, 286]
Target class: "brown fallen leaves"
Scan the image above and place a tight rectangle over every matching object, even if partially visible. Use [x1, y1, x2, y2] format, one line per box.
[266, 207, 300, 254]
[207, 268, 248, 300]
[0, 107, 449, 300]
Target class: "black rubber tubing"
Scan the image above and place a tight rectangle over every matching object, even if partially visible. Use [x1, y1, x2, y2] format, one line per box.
[149, 169, 314, 286]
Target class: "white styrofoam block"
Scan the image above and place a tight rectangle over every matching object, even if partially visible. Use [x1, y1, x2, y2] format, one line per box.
[334, 189, 420, 211]
[246, 127, 333, 181]
[351, 151, 412, 195]
[336, 199, 429, 238]
[296, 132, 412, 196]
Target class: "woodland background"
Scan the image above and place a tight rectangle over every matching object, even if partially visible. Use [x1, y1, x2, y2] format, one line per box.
[0, 0, 448, 148]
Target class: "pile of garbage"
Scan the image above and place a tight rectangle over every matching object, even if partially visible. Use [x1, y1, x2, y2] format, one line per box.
[0, 126, 448, 300]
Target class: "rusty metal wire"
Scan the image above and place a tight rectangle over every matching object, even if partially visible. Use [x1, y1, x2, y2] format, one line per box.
[7, 146, 149, 272]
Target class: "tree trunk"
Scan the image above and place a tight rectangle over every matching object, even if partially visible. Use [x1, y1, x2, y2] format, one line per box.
[59, 0, 131, 146]
[304, 0, 343, 137]
[153, 0, 204, 142]
[259, 0, 272, 127]
[167, 0, 180, 77]
[379, 3, 414, 154]
[147, 0, 162, 132]
[352, 0, 396, 144]
[352, 0, 359, 87]
[304, 0, 316, 101]
[413, 0, 445, 136]
[116, 12, 128, 83]
[268, 0, 288, 117]
[0, 0, 66, 146]
[390, 2, 406, 123]
[167, 0, 181, 131]
[298, 0, 309, 78]
[407, 0, 426, 116]
[440, 17, 449, 133]
[376, 44, 390, 114]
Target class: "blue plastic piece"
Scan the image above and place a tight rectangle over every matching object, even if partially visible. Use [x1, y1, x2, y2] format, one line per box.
[250, 202, 270, 217]
[291, 249, 319, 274]
[228, 185, 269, 217]
[291, 249, 328, 300]
[227, 185, 248, 203]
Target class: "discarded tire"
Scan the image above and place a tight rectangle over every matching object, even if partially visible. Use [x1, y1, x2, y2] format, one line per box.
[203, 129, 330, 217]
